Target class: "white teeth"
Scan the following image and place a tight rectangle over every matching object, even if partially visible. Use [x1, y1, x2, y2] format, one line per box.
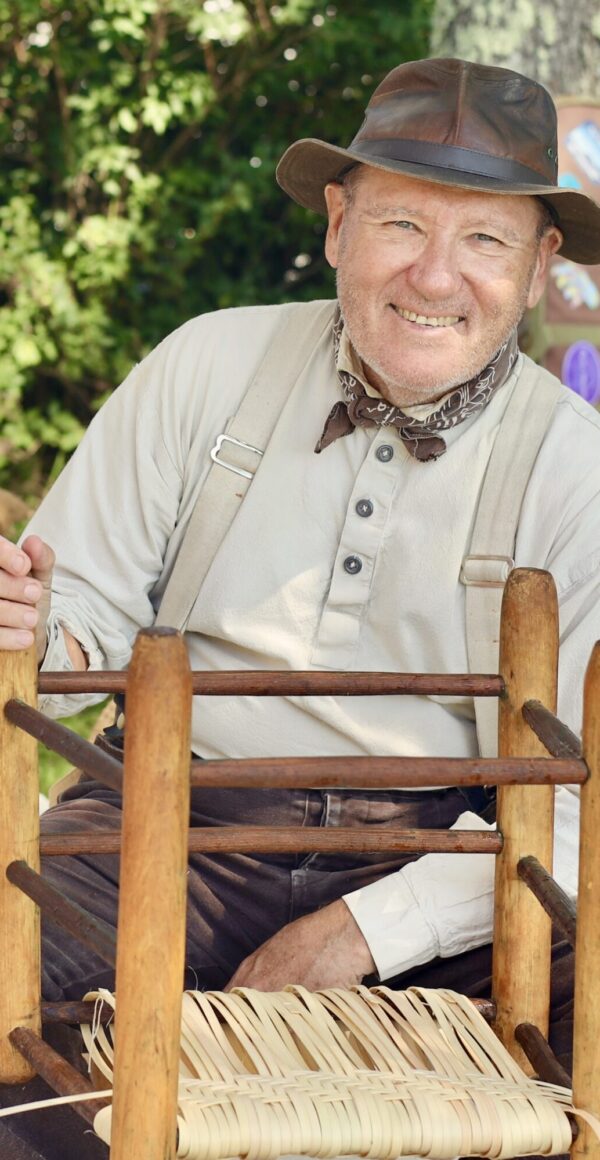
[397, 308, 460, 327]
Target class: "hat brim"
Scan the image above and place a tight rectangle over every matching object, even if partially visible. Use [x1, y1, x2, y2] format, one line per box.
[276, 138, 600, 265]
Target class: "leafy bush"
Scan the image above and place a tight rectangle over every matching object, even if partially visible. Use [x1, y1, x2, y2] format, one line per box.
[38, 700, 109, 797]
[0, 0, 431, 500]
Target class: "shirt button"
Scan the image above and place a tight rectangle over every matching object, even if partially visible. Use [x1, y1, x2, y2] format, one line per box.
[376, 444, 394, 462]
[343, 555, 363, 575]
[355, 499, 374, 518]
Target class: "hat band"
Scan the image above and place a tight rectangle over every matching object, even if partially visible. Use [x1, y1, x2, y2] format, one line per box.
[352, 138, 554, 187]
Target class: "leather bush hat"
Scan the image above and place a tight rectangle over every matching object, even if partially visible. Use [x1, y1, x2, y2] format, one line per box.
[276, 57, 600, 264]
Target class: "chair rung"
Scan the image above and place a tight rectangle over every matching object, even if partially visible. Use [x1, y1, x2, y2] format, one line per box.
[39, 826, 504, 858]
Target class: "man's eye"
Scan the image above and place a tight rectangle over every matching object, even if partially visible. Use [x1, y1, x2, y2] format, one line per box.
[474, 232, 502, 244]
[391, 220, 416, 230]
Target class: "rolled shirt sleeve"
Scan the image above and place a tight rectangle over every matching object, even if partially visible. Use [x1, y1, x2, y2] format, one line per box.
[37, 610, 108, 719]
[344, 789, 579, 982]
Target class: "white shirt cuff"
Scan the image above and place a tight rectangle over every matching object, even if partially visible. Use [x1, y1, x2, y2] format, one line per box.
[344, 869, 438, 980]
[343, 810, 496, 981]
[343, 792, 581, 983]
[38, 612, 105, 719]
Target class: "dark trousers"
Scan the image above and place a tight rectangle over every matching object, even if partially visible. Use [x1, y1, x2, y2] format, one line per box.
[38, 778, 574, 1073]
[40, 781, 473, 995]
[1, 780, 574, 1160]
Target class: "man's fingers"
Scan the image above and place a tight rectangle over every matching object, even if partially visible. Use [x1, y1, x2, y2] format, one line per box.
[0, 627, 35, 650]
[21, 535, 55, 585]
[0, 536, 54, 659]
[0, 535, 55, 585]
[0, 599, 39, 630]
[0, 574, 43, 605]
[0, 536, 34, 577]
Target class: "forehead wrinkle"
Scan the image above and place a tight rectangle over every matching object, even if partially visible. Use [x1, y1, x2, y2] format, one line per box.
[360, 200, 421, 219]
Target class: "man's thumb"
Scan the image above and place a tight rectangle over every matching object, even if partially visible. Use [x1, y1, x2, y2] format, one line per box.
[21, 536, 55, 662]
[22, 535, 55, 588]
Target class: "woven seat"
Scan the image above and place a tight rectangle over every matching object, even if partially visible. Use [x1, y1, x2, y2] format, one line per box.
[81, 986, 588, 1159]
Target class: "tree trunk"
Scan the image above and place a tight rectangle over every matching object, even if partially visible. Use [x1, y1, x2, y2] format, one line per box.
[431, 0, 600, 95]
[431, 0, 600, 408]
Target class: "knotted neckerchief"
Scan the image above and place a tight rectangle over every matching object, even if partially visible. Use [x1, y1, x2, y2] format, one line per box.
[315, 309, 519, 462]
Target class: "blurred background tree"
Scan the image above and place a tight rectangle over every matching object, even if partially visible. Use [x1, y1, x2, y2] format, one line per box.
[431, 0, 600, 92]
[431, 0, 600, 405]
[0, 0, 432, 510]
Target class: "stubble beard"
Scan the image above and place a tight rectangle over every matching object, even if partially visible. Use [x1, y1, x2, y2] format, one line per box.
[335, 268, 533, 407]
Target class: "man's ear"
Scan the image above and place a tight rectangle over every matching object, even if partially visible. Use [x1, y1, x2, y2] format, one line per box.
[526, 226, 563, 309]
[324, 183, 346, 269]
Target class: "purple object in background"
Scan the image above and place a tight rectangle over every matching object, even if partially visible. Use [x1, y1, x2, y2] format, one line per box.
[561, 341, 600, 405]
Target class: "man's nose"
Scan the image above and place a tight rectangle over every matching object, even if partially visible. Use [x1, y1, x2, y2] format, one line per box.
[404, 236, 463, 301]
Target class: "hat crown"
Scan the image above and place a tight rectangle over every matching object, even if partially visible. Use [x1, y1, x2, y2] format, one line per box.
[353, 58, 558, 186]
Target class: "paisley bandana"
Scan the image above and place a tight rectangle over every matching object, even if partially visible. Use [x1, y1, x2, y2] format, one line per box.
[315, 309, 519, 462]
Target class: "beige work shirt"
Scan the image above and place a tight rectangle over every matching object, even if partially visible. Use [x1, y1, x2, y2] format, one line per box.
[31, 302, 600, 978]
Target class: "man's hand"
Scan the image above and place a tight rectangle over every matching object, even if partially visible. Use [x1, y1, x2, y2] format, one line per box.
[0, 534, 55, 662]
[225, 898, 376, 991]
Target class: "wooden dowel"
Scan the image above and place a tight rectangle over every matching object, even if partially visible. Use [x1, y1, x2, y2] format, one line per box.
[110, 629, 191, 1160]
[4, 701, 585, 792]
[514, 1022, 572, 1089]
[6, 861, 117, 967]
[8, 1027, 108, 1127]
[522, 700, 583, 759]
[4, 698, 586, 795]
[0, 647, 41, 1083]
[38, 670, 505, 697]
[493, 569, 558, 1071]
[42, 1000, 114, 1026]
[4, 701, 585, 796]
[39, 826, 503, 857]
[189, 754, 585, 788]
[4, 700, 123, 793]
[517, 855, 577, 948]
[472, 998, 496, 1023]
[572, 640, 600, 1160]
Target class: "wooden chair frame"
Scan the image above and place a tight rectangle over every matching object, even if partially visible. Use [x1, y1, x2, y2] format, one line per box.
[0, 567, 598, 1159]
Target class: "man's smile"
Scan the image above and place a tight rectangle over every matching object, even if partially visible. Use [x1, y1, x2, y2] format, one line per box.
[390, 304, 464, 328]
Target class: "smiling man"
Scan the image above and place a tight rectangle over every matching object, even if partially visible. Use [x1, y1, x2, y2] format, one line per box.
[2, 58, 600, 1108]
[324, 171, 558, 403]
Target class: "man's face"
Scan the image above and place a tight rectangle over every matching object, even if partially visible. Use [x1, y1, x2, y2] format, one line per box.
[324, 169, 562, 405]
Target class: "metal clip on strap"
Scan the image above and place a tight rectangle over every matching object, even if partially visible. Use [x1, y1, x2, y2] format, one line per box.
[210, 434, 263, 480]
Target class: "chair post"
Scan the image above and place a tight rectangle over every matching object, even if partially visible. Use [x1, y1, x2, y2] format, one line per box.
[571, 641, 600, 1160]
[0, 646, 41, 1082]
[109, 629, 192, 1160]
[493, 568, 558, 1070]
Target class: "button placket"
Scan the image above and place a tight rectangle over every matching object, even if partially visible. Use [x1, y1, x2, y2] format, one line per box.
[310, 434, 401, 668]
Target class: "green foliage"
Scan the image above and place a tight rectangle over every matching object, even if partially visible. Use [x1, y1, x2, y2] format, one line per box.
[0, 0, 432, 498]
[38, 700, 109, 795]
